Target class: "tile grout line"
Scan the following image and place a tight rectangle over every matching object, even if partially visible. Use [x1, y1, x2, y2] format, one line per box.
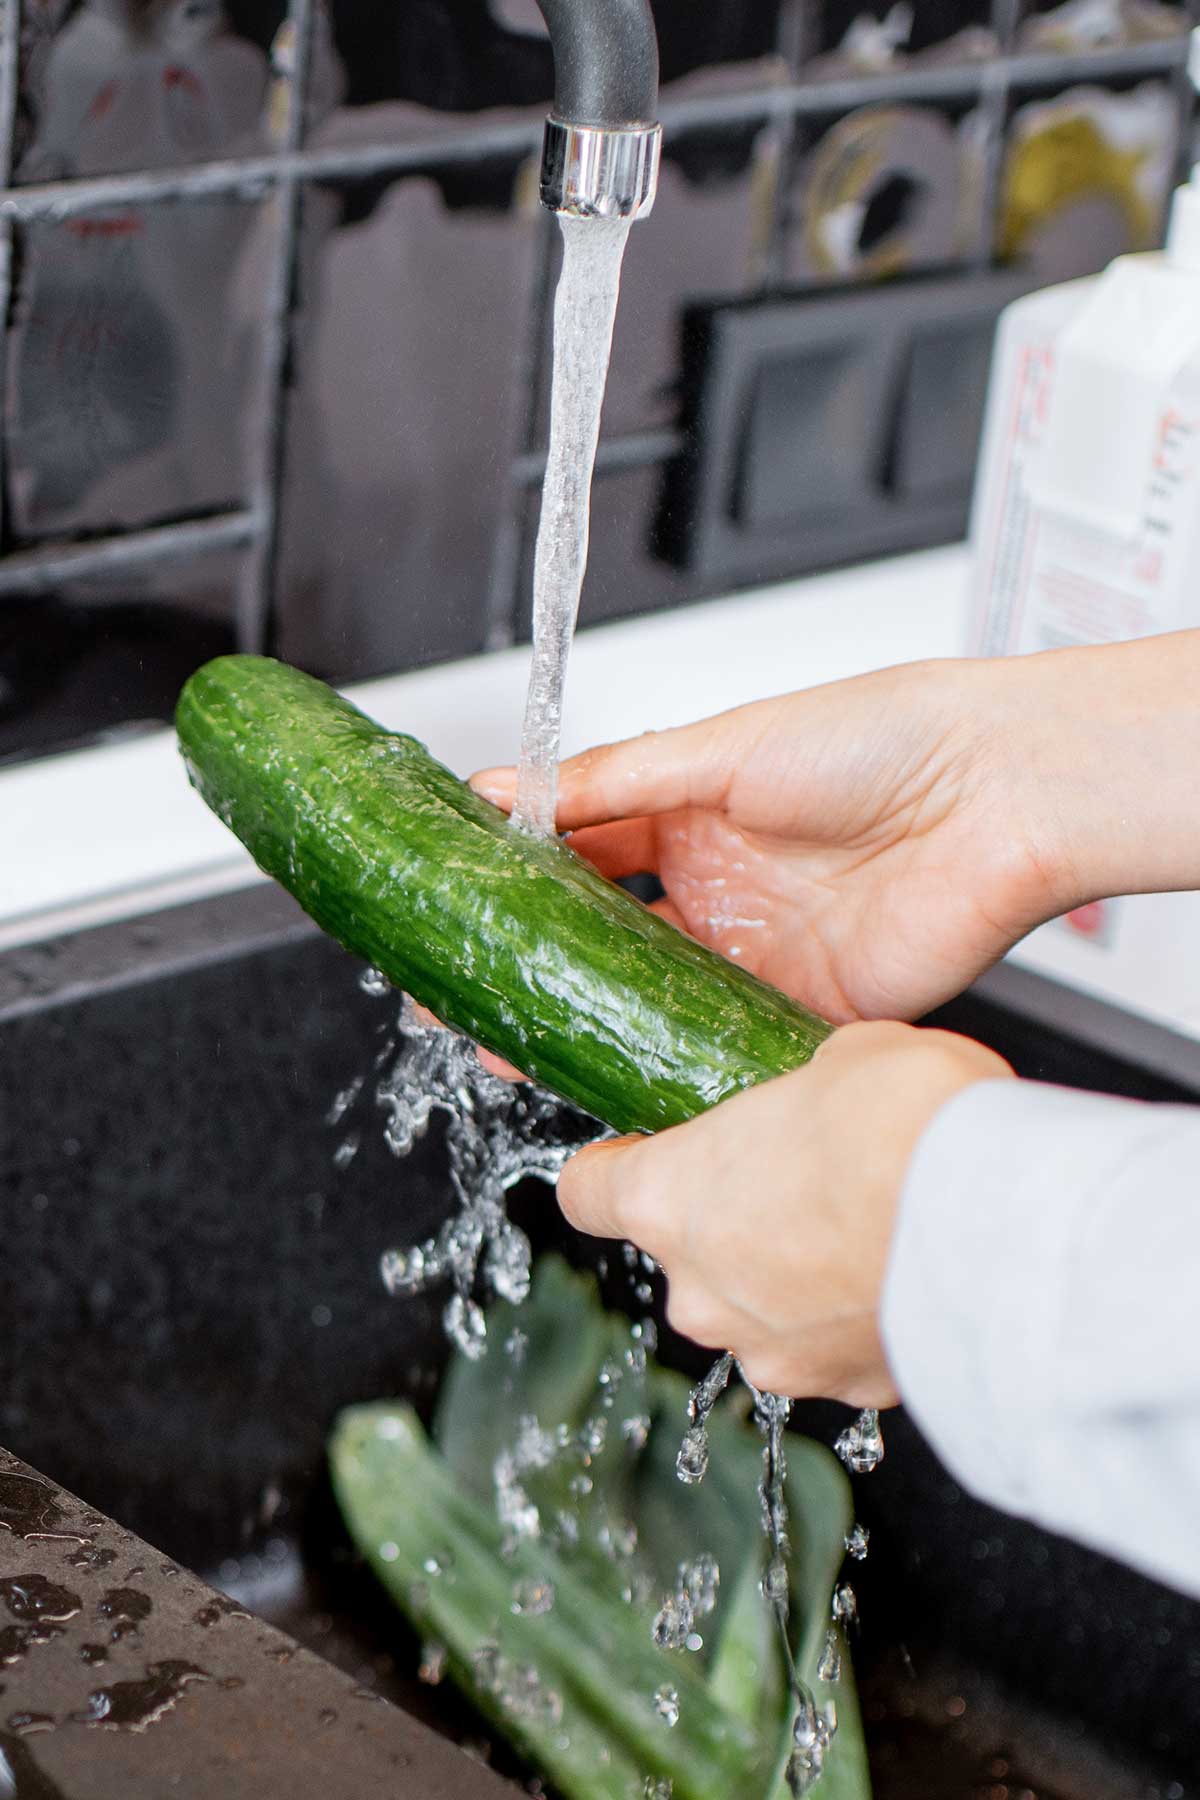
[484, 169, 552, 653]
[488, 202, 558, 650]
[0, 29, 1189, 616]
[0, 40, 1188, 224]
[0, 0, 22, 552]
[0, 511, 261, 595]
[236, 0, 316, 654]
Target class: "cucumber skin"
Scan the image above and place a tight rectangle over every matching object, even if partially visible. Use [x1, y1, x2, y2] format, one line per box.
[176, 656, 832, 1135]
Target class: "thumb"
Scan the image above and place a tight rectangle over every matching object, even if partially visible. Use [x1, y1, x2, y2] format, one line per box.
[557, 1136, 644, 1242]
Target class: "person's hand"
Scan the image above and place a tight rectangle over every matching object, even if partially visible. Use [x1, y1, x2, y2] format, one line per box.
[472, 656, 1081, 1026]
[557, 1020, 1013, 1404]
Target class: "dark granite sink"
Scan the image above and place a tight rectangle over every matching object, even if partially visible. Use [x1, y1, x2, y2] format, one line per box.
[1, 885, 1197, 1797]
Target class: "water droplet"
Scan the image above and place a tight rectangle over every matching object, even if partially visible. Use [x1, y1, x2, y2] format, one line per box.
[787, 1691, 834, 1794]
[0, 1577, 81, 1625]
[380, 1245, 427, 1296]
[70, 1662, 210, 1731]
[0, 1471, 87, 1543]
[505, 1328, 529, 1366]
[443, 1294, 487, 1361]
[511, 1579, 555, 1617]
[831, 1583, 857, 1625]
[622, 1412, 650, 1452]
[418, 1642, 447, 1685]
[332, 1135, 360, 1171]
[834, 1408, 884, 1475]
[6, 1712, 54, 1737]
[485, 1224, 533, 1305]
[651, 1592, 693, 1652]
[817, 1628, 842, 1684]
[326, 1077, 363, 1126]
[633, 1282, 654, 1305]
[359, 967, 390, 997]
[675, 1426, 709, 1486]
[687, 1353, 734, 1426]
[653, 1684, 679, 1727]
[844, 1523, 870, 1561]
[678, 1554, 719, 1617]
[643, 1779, 673, 1798]
[597, 1519, 637, 1561]
[577, 1417, 607, 1459]
[762, 1553, 790, 1607]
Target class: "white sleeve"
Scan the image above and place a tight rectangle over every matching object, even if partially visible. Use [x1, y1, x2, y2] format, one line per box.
[881, 1077, 1200, 1598]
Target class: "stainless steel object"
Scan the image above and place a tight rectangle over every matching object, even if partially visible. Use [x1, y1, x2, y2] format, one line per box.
[539, 116, 662, 220]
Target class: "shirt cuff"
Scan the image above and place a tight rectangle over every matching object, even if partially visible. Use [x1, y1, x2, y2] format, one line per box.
[880, 1077, 1190, 1523]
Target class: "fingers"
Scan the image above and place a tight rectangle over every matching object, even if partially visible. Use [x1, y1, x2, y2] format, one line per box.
[476, 1046, 529, 1082]
[556, 716, 744, 830]
[563, 818, 660, 880]
[470, 768, 516, 811]
[557, 1138, 648, 1245]
[471, 701, 777, 834]
[405, 999, 529, 1084]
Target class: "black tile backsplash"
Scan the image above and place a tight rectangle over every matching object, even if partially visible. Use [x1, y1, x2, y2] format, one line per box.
[15, 0, 288, 181]
[7, 198, 273, 541]
[0, 546, 245, 759]
[276, 159, 538, 680]
[0, 0, 1192, 760]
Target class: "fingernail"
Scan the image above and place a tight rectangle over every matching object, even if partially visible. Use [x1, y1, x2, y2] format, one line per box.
[470, 768, 516, 806]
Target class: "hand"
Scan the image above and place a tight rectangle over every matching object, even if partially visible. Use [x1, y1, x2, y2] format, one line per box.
[475, 636, 1200, 1025]
[473, 657, 1072, 1026]
[557, 1020, 1013, 1405]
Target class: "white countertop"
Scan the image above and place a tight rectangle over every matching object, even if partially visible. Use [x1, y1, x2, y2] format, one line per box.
[0, 545, 971, 951]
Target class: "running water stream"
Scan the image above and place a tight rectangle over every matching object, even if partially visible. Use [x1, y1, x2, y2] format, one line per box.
[346, 209, 884, 1795]
[511, 214, 632, 838]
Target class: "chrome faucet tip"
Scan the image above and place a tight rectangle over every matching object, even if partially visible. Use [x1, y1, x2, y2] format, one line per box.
[539, 117, 662, 221]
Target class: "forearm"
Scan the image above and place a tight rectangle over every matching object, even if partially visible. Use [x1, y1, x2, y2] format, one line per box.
[995, 629, 1200, 912]
[883, 1078, 1200, 1597]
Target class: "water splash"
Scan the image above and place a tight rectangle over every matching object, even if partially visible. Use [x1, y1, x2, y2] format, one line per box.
[373, 1000, 607, 1352]
[512, 216, 633, 838]
[354, 990, 859, 1782]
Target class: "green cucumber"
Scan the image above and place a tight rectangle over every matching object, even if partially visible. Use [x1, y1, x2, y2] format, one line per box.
[176, 656, 832, 1135]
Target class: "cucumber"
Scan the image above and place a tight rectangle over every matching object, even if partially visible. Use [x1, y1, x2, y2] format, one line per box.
[176, 656, 832, 1135]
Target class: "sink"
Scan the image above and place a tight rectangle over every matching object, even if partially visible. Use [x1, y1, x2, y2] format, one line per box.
[1, 883, 1197, 1797]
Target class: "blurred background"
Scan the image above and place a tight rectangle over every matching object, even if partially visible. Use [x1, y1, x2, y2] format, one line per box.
[1, 0, 1195, 764]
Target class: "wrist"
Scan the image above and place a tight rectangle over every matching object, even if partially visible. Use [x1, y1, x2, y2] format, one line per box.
[1007, 633, 1200, 914]
[984, 633, 1200, 919]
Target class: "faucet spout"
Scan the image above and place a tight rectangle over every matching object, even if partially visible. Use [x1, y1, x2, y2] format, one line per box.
[533, 0, 662, 221]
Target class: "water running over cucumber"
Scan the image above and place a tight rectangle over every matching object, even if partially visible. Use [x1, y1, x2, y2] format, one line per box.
[512, 216, 632, 838]
[344, 978, 883, 1793]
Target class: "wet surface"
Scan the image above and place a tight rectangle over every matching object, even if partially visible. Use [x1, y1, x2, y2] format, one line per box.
[0, 1450, 512, 1798]
[3, 904, 1200, 1797]
[0, 1478, 86, 1549]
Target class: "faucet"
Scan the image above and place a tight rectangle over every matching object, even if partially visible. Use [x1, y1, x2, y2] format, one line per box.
[533, 0, 662, 221]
